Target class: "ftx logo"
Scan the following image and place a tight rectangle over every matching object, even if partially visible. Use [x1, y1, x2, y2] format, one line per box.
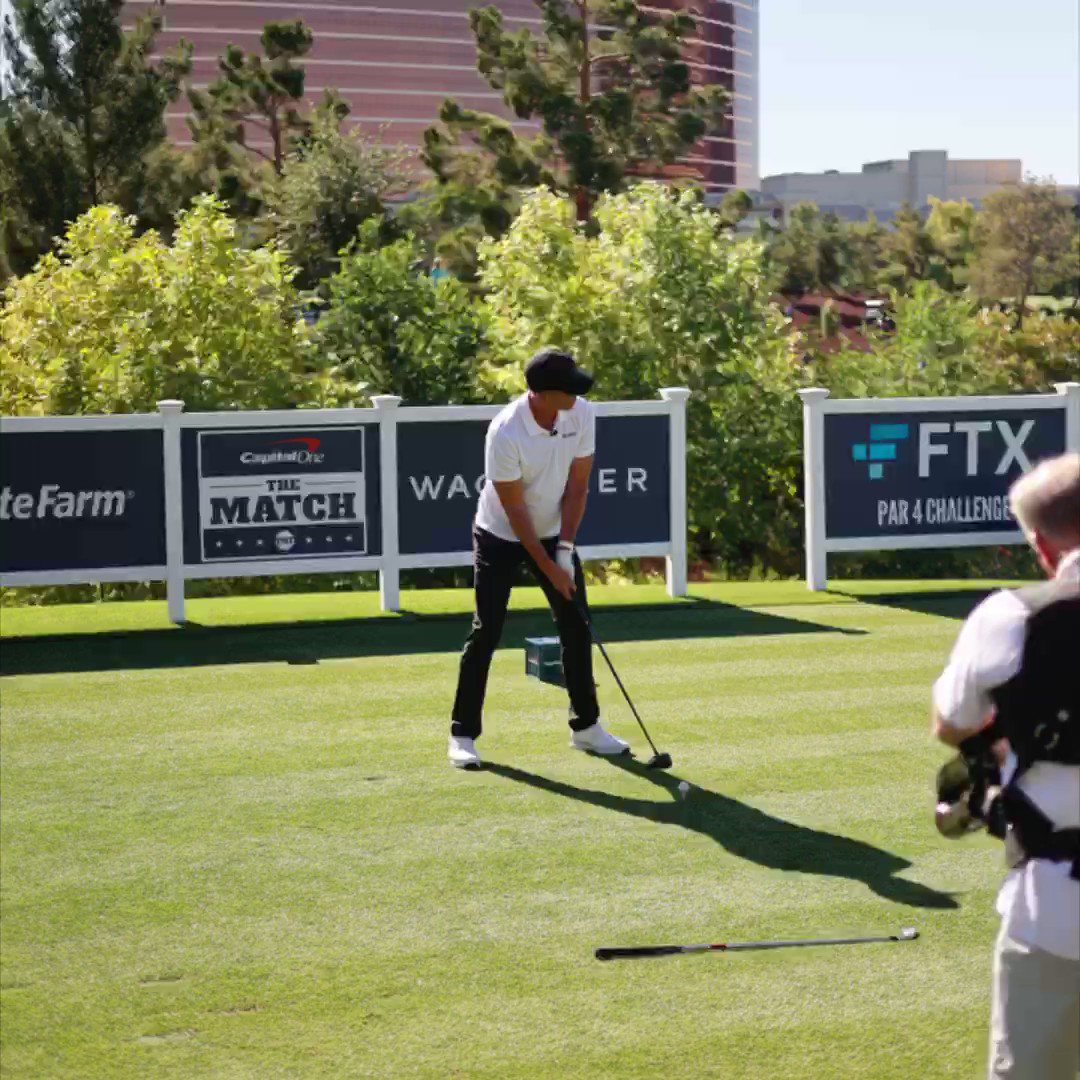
[851, 423, 908, 479]
[851, 419, 1035, 480]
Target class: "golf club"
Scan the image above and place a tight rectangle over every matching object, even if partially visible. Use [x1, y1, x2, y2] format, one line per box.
[595, 927, 919, 961]
[576, 600, 672, 770]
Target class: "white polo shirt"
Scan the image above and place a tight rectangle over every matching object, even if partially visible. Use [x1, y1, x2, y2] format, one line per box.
[932, 549, 1080, 960]
[474, 394, 595, 542]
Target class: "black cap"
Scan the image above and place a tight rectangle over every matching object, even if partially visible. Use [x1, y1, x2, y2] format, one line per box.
[524, 348, 594, 396]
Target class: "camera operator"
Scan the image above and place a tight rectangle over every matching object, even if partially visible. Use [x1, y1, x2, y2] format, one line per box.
[932, 451, 1079, 1080]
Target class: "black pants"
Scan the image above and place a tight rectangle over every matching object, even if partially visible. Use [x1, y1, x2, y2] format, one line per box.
[450, 527, 598, 739]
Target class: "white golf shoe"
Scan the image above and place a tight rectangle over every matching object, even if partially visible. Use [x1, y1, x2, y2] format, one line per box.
[570, 723, 630, 756]
[448, 735, 482, 770]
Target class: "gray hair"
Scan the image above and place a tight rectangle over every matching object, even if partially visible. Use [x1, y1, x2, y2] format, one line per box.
[1009, 452, 1080, 545]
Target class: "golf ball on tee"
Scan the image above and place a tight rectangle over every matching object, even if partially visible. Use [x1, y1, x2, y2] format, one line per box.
[678, 781, 690, 799]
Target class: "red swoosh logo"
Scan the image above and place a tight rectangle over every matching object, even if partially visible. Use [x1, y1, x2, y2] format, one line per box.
[271, 437, 321, 452]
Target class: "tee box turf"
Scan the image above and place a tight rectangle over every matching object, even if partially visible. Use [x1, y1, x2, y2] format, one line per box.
[525, 637, 564, 687]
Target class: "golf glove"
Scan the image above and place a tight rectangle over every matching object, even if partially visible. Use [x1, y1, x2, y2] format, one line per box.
[556, 541, 575, 575]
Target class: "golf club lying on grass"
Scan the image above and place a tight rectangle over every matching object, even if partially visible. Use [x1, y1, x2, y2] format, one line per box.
[576, 600, 672, 770]
[595, 927, 919, 961]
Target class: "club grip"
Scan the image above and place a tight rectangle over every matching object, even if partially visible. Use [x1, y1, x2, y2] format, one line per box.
[595, 945, 684, 961]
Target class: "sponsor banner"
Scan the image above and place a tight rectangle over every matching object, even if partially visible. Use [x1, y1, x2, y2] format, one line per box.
[182, 425, 381, 564]
[398, 414, 670, 555]
[824, 408, 1067, 540]
[0, 429, 166, 572]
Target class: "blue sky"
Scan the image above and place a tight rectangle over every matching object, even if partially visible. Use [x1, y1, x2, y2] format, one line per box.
[759, 0, 1080, 183]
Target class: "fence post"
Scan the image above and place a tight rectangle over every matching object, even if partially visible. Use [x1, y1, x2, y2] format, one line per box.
[373, 395, 402, 612]
[1056, 382, 1080, 452]
[798, 388, 830, 591]
[158, 399, 186, 624]
[659, 387, 691, 597]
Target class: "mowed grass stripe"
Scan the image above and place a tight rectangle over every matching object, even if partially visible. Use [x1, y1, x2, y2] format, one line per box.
[1, 585, 1009, 1078]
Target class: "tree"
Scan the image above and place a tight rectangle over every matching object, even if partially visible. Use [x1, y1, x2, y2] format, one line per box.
[924, 197, 976, 292]
[187, 19, 315, 206]
[260, 113, 410, 290]
[422, 0, 729, 235]
[420, 103, 554, 277]
[479, 183, 801, 571]
[1064, 226, 1080, 311]
[969, 177, 1076, 326]
[819, 281, 991, 400]
[0, 108, 85, 280]
[839, 213, 885, 294]
[763, 202, 844, 295]
[0, 0, 190, 275]
[715, 188, 753, 231]
[1, 198, 314, 415]
[878, 202, 933, 291]
[315, 222, 485, 406]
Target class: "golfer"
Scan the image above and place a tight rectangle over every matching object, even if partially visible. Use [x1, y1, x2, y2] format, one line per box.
[932, 452, 1079, 1079]
[448, 348, 631, 769]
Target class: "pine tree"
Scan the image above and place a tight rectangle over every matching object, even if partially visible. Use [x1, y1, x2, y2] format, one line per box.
[188, 21, 314, 180]
[422, 0, 729, 242]
[0, 0, 190, 275]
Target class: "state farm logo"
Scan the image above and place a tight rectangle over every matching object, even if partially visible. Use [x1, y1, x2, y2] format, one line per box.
[0, 484, 132, 520]
[240, 437, 325, 467]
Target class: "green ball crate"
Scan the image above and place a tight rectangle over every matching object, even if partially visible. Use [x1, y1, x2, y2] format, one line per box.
[524, 636, 564, 687]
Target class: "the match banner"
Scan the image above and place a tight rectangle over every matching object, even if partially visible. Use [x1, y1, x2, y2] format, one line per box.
[181, 423, 382, 565]
[824, 408, 1067, 540]
[0, 427, 166, 575]
[397, 414, 671, 556]
[800, 384, 1080, 590]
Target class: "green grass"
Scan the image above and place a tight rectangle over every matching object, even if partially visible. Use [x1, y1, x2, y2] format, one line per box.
[0, 578, 1023, 638]
[0, 582, 1025, 1078]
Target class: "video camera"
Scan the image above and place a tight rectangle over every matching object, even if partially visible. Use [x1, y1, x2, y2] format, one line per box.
[934, 717, 1007, 840]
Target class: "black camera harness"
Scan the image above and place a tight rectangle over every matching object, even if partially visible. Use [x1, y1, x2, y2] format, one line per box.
[960, 579, 1080, 882]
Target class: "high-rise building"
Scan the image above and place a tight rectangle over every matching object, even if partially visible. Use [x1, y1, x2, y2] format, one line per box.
[128, 0, 759, 195]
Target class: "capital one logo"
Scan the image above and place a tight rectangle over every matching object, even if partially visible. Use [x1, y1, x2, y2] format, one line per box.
[851, 418, 1035, 480]
[240, 436, 325, 467]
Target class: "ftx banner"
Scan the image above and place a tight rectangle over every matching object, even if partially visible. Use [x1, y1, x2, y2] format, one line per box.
[824, 407, 1067, 540]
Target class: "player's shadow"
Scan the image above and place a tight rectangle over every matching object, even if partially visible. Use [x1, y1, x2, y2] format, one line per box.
[484, 757, 957, 910]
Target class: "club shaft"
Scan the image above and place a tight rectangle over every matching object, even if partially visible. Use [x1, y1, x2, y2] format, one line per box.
[721, 935, 903, 950]
[591, 637, 661, 757]
[578, 605, 661, 757]
[596, 933, 914, 961]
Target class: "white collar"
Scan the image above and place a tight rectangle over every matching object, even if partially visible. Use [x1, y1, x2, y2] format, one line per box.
[1056, 548, 1080, 581]
[518, 393, 555, 438]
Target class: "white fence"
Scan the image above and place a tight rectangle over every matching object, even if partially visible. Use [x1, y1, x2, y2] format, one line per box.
[1, 389, 691, 622]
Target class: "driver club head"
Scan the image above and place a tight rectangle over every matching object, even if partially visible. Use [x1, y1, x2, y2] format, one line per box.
[896, 927, 919, 941]
[646, 752, 673, 770]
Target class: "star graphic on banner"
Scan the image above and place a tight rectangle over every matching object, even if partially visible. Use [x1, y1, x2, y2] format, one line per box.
[305, 537, 313, 544]
[346, 535, 354, 542]
[256, 540, 264, 548]
[326, 536, 333, 544]
[215, 541, 223, 549]
[235, 540, 244, 548]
